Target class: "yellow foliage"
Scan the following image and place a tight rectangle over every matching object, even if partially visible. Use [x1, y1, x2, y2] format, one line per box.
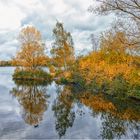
[13, 26, 49, 71]
[80, 93, 140, 121]
[121, 108, 140, 121]
[80, 93, 116, 113]
[49, 65, 56, 77]
[51, 22, 75, 71]
[78, 31, 140, 86]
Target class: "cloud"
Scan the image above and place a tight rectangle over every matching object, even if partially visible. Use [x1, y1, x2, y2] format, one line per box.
[0, 38, 18, 59]
[0, 0, 114, 60]
[0, 2, 25, 31]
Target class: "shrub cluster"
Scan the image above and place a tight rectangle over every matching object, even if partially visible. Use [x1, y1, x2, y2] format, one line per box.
[13, 69, 52, 82]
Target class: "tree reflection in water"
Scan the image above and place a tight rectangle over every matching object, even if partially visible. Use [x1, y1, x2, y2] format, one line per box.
[52, 86, 75, 138]
[10, 82, 140, 139]
[52, 84, 140, 139]
[10, 80, 49, 127]
[80, 93, 140, 139]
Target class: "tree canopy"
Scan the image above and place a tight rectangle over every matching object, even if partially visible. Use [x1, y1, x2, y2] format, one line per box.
[12, 26, 49, 71]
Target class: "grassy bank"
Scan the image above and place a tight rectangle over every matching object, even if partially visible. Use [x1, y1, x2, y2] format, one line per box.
[13, 69, 52, 82]
[56, 73, 140, 101]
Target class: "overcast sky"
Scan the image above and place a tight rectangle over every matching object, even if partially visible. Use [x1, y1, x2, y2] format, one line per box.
[0, 0, 114, 60]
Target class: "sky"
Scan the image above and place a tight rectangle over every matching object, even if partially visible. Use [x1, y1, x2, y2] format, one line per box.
[0, 0, 114, 60]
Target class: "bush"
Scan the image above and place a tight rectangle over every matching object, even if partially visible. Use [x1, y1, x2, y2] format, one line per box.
[107, 74, 129, 98]
[71, 72, 86, 91]
[128, 84, 140, 99]
[87, 78, 110, 94]
[87, 78, 101, 93]
[13, 79, 50, 86]
[13, 69, 52, 82]
[59, 77, 69, 84]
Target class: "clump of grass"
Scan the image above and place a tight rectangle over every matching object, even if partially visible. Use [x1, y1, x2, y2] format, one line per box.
[13, 69, 52, 82]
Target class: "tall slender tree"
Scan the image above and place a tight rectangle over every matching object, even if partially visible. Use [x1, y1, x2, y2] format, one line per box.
[51, 22, 75, 71]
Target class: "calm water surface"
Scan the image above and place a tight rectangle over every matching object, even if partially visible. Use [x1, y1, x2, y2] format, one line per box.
[0, 67, 140, 139]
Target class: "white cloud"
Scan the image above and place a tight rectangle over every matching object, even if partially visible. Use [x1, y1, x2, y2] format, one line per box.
[0, 3, 25, 30]
[0, 38, 18, 59]
[0, 0, 114, 60]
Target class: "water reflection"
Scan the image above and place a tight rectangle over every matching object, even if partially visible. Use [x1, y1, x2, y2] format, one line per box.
[52, 86, 75, 138]
[53, 85, 140, 139]
[80, 93, 140, 139]
[10, 80, 49, 127]
[8, 79, 140, 139]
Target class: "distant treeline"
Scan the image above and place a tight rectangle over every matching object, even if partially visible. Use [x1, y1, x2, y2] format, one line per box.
[0, 60, 49, 67]
[0, 60, 12, 66]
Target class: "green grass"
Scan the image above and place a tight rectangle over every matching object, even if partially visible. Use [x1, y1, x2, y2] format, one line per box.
[13, 70, 52, 82]
[128, 85, 140, 100]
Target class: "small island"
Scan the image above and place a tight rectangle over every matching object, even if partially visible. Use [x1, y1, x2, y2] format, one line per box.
[11, 26, 51, 82]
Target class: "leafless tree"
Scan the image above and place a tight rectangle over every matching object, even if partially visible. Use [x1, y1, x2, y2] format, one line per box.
[89, 0, 140, 54]
[89, 0, 140, 21]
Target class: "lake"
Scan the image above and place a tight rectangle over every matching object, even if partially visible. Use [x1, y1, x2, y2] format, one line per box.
[0, 67, 140, 139]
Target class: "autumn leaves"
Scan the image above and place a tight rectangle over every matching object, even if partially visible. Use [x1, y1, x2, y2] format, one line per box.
[12, 20, 140, 99]
[12, 26, 48, 70]
[77, 31, 140, 98]
[12, 22, 75, 82]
